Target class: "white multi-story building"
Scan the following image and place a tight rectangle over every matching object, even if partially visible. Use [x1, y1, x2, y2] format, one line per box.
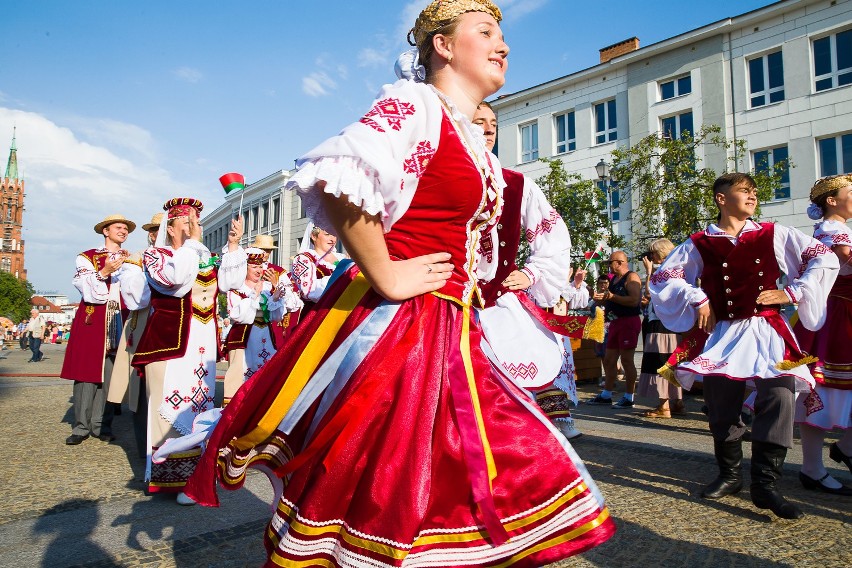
[491, 0, 852, 243]
[201, 170, 311, 268]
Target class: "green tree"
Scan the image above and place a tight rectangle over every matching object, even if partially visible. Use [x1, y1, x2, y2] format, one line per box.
[609, 124, 789, 250]
[528, 157, 624, 265]
[0, 273, 35, 322]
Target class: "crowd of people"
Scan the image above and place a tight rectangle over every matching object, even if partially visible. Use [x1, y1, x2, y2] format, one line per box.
[51, 1, 850, 566]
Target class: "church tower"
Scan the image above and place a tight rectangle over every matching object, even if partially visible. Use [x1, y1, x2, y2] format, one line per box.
[1, 128, 26, 280]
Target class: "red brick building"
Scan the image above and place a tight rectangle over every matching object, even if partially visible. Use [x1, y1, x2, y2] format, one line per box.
[1, 128, 26, 280]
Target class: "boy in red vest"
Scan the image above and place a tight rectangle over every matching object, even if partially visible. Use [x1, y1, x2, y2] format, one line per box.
[650, 173, 838, 519]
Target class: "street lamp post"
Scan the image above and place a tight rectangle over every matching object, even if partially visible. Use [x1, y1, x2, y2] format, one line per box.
[595, 159, 614, 241]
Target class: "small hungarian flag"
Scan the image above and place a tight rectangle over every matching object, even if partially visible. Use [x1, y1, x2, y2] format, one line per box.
[219, 172, 245, 194]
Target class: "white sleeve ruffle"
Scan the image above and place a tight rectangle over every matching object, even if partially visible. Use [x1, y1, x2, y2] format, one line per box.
[519, 175, 571, 308]
[283, 80, 444, 235]
[774, 224, 839, 331]
[649, 240, 708, 333]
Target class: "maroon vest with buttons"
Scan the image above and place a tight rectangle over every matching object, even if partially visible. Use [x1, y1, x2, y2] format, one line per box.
[479, 169, 524, 308]
[691, 222, 779, 321]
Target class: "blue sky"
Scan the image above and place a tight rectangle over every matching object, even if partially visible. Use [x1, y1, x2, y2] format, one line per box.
[1, 0, 773, 298]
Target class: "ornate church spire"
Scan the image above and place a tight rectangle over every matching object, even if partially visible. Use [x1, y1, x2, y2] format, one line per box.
[5, 127, 18, 180]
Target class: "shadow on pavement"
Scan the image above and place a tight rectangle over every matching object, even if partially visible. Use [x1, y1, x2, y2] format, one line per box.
[34, 499, 114, 568]
[579, 518, 796, 567]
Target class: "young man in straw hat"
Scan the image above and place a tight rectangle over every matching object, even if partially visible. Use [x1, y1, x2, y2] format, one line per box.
[61, 214, 150, 445]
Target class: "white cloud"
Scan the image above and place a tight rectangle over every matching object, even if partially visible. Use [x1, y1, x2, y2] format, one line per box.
[0, 107, 192, 296]
[301, 72, 337, 97]
[173, 66, 203, 83]
[358, 48, 388, 69]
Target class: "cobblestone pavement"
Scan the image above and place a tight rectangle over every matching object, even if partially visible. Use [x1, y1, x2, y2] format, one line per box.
[0, 343, 849, 567]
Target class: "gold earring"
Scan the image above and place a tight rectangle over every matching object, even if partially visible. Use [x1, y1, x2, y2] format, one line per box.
[447, 55, 453, 63]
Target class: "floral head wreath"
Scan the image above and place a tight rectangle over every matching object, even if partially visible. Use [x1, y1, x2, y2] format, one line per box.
[408, 0, 502, 47]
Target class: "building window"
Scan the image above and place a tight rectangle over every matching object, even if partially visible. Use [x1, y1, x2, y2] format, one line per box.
[597, 181, 620, 221]
[661, 111, 694, 140]
[1, 258, 9, 273]
[818, 133, 852, 176]
[261, 203, 269, 228]
[814, 29, 852, 92]
[298, 197, 307, 219]
[272, 198, 280, 224]
[594, 100, 617, 144]
[252, 207, 259, 231]
[520, 122, 539, 162]
[554, 112, 576, 154]
[753, 146, 791, 200]
[748, 50, 784, 107]
[659, 75, 691, 100]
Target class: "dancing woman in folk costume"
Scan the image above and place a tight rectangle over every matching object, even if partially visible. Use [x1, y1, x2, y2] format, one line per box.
[131, 198, 245, 504]
[651, 173, 838, 519]
[472, 101, 603, 441]
[793, 174, 852, 495]
[181, 1, 614, 564]
[222, 248, 303, 407]
[290, 223, 345, 304]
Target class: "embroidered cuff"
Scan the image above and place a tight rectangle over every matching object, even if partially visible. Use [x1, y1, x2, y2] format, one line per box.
[784, 285, 799, 304]
[95, 271, 110, 282]
[691, 297, 709, 308]
[521, 266, 538, 286]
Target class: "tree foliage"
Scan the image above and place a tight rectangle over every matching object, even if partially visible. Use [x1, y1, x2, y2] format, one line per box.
[531, 157, 625, 262]
[0, 272, 35, 322]
[609, 124, 789, 250]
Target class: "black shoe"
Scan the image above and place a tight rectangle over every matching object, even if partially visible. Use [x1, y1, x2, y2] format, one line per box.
[829, 442, 852, 475]
[97, 433, 116, 442]
[66, 434, 89, 445]
[702, 439, 744, 499]
[750, 441, 804, 520]
[586, 394, 613, 406]
[799, 472, 852, 496]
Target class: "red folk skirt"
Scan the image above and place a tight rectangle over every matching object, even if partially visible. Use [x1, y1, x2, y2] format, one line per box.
[796, 274, 852, 390]
[186, 267, 614, 567]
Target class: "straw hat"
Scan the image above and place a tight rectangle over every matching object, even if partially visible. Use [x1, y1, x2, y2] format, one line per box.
[251, 234, 276, 251]
[94, 214, 136, 234]
[142, 212, 164, 232]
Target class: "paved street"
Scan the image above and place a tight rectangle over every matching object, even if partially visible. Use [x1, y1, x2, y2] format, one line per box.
[0, 343, 849, 568]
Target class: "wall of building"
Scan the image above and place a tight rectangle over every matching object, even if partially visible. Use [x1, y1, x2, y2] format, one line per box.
[492, 0, 852, 248]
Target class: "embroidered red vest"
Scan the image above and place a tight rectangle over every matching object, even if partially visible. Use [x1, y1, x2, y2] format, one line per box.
[479, 169, 524, 308]
[691, 223, 779, 321]
[61, 249, 125, 384]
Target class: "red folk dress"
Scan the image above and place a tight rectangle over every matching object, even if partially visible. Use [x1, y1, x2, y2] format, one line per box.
[185, 81, 614, 567]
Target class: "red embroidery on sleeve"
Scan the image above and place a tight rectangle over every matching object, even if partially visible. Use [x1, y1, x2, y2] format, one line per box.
[359, 98, 416, 133]
[524, 209, 559, 243]
[650, 267, 686, 285]
[403, 141, 436, 179]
